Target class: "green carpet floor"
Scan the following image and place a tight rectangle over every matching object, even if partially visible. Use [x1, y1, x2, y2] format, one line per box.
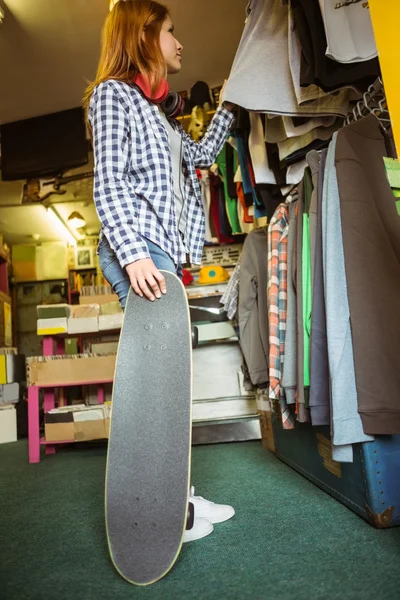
[1, 440, 400, 600]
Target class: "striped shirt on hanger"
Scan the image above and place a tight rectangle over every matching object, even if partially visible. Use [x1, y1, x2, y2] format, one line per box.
[268, 203, 295, 430]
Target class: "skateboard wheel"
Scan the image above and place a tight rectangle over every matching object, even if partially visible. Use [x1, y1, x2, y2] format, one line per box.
[186, 502, 195, 530]
[191, 326, 198, 349]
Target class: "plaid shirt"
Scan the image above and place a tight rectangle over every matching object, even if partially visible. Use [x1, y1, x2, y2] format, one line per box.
[268, 203, 294, 430]
[220, 258, 241, 320]
[89, 80, 234, 268]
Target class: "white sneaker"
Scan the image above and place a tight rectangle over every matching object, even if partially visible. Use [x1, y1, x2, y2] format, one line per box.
[189, 486, 235, 524]
[183, 516, 214, 543]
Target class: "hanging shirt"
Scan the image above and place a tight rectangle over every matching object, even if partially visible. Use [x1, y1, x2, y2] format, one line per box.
[220, 259, 241, 320]
[215, 146, 242, 235]
[267, 203, 295, 430]
[248, 113, 276, 185]
[239, 228, 270, 386]
[302, 168, 313, 389]
[335, 116, 400, 436]
[197, 170, 214, 243]
[224, 0, 350, 117]
[318, 0, 378, 64]
[281, 200, 298, 406]
[322, 133, 373, 462]
[308, 149, 331, 427]
[291, 0, 380, 92]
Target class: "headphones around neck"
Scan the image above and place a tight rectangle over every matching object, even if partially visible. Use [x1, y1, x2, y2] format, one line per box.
[133, 73, 184, 119]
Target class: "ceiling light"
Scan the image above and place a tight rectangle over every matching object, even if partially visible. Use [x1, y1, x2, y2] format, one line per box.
[68, 211, 86, 229]
[46, 207, 77, 246]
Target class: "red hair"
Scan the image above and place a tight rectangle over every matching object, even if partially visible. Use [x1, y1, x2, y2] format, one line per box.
[83, 0, 169, 114]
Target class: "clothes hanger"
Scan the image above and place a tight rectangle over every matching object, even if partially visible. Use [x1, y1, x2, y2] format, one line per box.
[335, 0, 363, 8]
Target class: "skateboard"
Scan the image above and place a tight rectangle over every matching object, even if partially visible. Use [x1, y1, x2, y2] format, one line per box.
[105, 271, 193, 586]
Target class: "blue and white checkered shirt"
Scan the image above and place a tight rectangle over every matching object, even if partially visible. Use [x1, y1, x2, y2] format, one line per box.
[89, 80, 234, 267]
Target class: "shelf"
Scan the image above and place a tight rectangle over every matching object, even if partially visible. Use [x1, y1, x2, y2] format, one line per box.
[29, 377, 114, 389]
[40, 437, 75, 445]
[70, 267, 96, 271]
[39, 328, 121, 339]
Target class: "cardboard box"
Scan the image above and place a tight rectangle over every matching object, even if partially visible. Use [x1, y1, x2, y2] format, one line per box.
[65, 339, 78, 355]
[0, 347, 17, 355]
[255, 389, 275, 453]
[26, 353, 117, 386]
[0, 405, 17, 444]
[72, 304, 100, 318]
[37, 318, 68, 336]
[74, 406, 110, 441]
[258, 410, 275, 453]
[80, 294, 119, 306]
[100, 302, 122, 316]
[44, 405, 110, 442]
[44, 412, 75, 442]
[91, 342, 119, 354]
[0, 383, 19, 405]
[75, 418, 110, 441]
[67, 317, 99, 334]
[99, 314, 123, 331]
[37, 304, 71, 319]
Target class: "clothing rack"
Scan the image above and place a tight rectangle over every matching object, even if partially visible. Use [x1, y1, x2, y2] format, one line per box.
[345, 78, 390, 126]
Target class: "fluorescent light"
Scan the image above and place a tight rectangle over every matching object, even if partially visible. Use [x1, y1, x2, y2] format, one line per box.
[46, 206, 77, 246]
[68, 211, 86, 229]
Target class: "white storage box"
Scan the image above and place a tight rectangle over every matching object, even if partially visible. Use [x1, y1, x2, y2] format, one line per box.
[37, 318, 68, 335]
[67, 317, 99, 334]
[193, 341, 244, 401]
[99, 314, 123, 331]
[0, 405, 17, 444]
[0, 383, 19, 405]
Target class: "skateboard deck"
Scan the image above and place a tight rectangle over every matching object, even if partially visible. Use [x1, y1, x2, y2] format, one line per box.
[105, 271, 192, 586]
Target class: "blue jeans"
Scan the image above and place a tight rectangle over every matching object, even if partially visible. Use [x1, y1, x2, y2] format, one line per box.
[98, 236, 182, 308]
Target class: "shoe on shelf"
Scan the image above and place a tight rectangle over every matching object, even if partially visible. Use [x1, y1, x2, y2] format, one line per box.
[183, 516, 214, 543]
[189, 486, 235, 524]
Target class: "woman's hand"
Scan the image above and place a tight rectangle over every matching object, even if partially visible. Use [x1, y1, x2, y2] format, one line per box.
[219, 79, 236, 113]
[125, 259, 167, 301]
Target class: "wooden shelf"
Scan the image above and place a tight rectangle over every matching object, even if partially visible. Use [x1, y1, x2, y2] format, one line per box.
[40, 437, 75, 445]
[30, 377, 114, 389]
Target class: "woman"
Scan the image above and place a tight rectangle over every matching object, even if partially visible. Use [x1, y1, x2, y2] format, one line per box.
[84, 0, 235, 542]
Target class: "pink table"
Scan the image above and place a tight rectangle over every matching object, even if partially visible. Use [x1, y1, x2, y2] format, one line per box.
[28, 331, 119, 464]
[28, 378, 113, 463]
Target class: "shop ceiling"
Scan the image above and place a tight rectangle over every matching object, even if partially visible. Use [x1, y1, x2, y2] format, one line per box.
[0, 0, 247, 245]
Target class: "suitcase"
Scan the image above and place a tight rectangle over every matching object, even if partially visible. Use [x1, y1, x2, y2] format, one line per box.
[270, 412, 400, 528]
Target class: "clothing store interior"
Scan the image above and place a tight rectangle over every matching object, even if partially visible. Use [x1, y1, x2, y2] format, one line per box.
[1, 0, 400, 598]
